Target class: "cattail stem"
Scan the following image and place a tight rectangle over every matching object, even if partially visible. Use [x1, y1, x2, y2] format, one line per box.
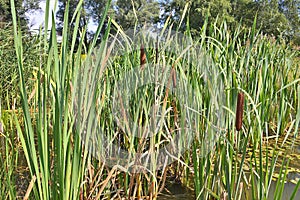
[235, 92, 244, 131]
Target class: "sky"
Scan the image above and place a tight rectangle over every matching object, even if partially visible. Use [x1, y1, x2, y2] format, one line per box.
[26, 0, 57, 33]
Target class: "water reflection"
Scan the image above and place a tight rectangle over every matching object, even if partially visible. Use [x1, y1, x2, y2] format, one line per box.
[158, 182, 195, 200]
[158, 178, 300, 200]
[268, 178, 300, 200]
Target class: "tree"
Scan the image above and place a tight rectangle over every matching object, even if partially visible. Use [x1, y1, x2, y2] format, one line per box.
[160, 0, 234, 34]
[161, 0, 300, 44]
[56, 0, 160, 46]
[56, 0, 92, 51]
[85, 0, 110, 23]
[234, 0, 300, 42]
[279, 0, 300, 44]
[112, 0, 160, 31]
[0, 0, 41, 28]
[85, 0, 114, 39]
[233, 0, 289, 36]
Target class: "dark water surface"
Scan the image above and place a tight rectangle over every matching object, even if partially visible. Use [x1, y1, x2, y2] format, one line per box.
[158, 182, 195, 200]
[157, 135, 300, 200]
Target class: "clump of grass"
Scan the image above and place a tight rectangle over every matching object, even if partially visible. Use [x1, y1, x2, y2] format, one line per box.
[188, 15, 300, 200]
[0, 99, 20, 200]
[0, 24, 41, 109]
[10, 0, 112, 199]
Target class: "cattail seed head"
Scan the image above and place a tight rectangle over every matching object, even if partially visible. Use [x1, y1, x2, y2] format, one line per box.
[235, 92, 244, 131]
[172, 68, 176, 88]
[140, 44, 146, 69]
[155, 42, 158, 64]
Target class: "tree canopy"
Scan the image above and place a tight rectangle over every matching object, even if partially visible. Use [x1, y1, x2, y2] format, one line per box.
[112, 0, 160, 30]
[6, 0, 300, 45]
[0, 0, 41, 28]
[160, 0, 300, 43]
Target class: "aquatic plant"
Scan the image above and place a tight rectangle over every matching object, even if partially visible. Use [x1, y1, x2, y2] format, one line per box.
[4, 0, 300, 199]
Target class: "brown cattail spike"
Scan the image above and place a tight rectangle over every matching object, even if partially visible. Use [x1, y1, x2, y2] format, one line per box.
[155, 42, 158, 64]
[140, 44, 146, 69]
[235, 92, 244, 131]
[171, 67, 176, 88]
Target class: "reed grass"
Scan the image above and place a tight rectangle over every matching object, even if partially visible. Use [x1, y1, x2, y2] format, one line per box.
[188, 16, 300, 200]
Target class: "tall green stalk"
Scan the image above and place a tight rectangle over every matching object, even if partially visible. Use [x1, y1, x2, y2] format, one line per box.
[11, 0, 111, 199]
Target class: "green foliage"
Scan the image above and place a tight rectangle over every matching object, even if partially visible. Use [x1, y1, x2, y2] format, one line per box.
[161, 0, 300, 44]
[56, 0, 160, 48]
[55, 0, 300, 44]
[10, 0, 112, 199]
[0, 108, 19, 200]
[112, 0, 160, 30]
[161, 0, 234, 34]
[233, 0, 290, 39]
[56, 0, 91, 51]
[2, 0, 300, 199]
[0, 23, 41, 109]
[188, 18, 300, 199]
[0, 0, 41, 28]
[279, 0, 300, 43]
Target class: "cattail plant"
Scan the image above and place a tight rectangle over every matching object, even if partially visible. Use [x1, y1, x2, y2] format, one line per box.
[6, 1, 300, 199]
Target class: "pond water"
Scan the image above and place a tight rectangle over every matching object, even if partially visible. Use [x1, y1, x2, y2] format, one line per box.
[158, 182, 195, 200]
[158, 177, 300, 200]
[156, 177, 300, 200]
[268, 177, 300, 200]
[1, 117, 299, 199]
[158, 134, 300, 200]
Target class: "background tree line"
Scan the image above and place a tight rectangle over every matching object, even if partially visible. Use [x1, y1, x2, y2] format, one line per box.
[1, 0, 300, 44]
[1, 0, 299, 100]
[56, 0, 300, 45]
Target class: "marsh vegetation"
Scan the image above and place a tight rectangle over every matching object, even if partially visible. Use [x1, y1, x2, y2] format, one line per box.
[1, 1, 300, 200]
